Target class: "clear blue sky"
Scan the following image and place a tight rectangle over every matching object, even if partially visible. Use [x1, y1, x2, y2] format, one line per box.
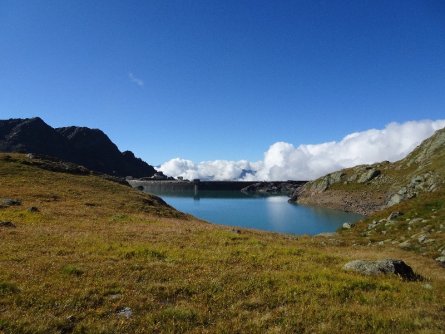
[1, 0, 444, 165]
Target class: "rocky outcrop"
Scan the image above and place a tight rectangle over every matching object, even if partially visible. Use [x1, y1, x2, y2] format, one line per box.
[291, 128, 445, 215]
[241, 181, 306, 196]
[343, 259, 421, 281]
[0, 117, 156, 178]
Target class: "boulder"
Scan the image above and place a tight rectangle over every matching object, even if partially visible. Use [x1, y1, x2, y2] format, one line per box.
[357, 168, 381, 183]
[435, 256, 445, 267]
[343, 259, 421, 281]
[342, 222, 353, 229]
[1, 198, 21, 207]
[0, 221, 16, 228]
[387, 211, 403, 221]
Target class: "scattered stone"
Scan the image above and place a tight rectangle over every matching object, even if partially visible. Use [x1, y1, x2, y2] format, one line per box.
[399, 240, 411, 249]
[435, 256, 445, 267]
[409, 218, 423, 225]
[108, 294, 122, 300]
[422, 283, 433, 290]
[367, 221, 378, 230]
[1, 198, 21, 207]
[342, 222, 353, 229]
[357, 168, 381, 183]
[27, 206, 39, 212]
[117, 307, 132, 319]
[387, 193, 403, 206]
[388, 211, 403, 221]
[343, 259, 421, 281]
[0, 221, 16, 228]
[417, 234, 428, 243]
[232, 229, 241, 234]
[316, 232, 337, 237]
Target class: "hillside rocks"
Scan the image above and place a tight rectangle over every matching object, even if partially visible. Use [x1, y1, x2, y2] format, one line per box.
[241, 181, 306, 196]
[343, 259, 420, 281]
[0, 117, 156, 178]
[291, 127, 445, 215]
[387, 172, 441, 206]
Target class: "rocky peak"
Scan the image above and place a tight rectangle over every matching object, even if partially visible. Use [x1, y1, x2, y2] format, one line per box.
[0, 117, 156, 178]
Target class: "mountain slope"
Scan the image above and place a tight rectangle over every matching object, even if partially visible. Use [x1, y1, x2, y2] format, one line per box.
[0, 117, 156, 177]
[0, 152, 444, 333]
[291, 127, 445, 215]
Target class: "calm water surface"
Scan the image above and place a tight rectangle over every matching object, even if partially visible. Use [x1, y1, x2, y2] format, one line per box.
[149, 190, 362, 235]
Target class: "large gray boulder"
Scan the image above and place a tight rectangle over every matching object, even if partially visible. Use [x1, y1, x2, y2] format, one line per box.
[343, 259, 421, 281]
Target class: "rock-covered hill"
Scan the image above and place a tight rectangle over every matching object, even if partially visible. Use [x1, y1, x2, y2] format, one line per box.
[291, 127, 445, 215]
[0, 117, 156, 177]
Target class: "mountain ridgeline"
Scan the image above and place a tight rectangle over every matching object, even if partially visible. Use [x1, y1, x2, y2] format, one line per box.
[0, 117, 156, 178]
[291, 127, 445, 215]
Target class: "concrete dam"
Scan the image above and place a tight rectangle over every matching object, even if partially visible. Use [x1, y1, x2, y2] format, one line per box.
[128, 180, 307, 198]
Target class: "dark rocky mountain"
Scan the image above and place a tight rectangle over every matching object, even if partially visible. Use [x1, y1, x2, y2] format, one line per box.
[0, 117, 156, 177]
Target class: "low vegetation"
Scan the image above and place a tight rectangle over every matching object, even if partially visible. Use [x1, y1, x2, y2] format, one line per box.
[1, 153, 444, 333]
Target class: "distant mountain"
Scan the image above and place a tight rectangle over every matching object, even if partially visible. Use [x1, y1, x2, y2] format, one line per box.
[0, 117, 156, 177]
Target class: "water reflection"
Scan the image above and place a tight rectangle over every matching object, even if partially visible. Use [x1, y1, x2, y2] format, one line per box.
[144, 190, 363, 235]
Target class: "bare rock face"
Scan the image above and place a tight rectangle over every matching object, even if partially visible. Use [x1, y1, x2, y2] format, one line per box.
[0, 117, 156, 178]
[343, 259, 421, 281]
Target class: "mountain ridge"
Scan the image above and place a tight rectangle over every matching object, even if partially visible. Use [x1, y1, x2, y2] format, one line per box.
[0, 117, 156, 177]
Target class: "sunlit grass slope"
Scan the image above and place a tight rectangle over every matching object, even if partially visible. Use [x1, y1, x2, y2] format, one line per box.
[1, 153, 444, 333]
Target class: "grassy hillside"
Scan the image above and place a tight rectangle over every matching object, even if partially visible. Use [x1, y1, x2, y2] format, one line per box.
[293, 128, 445, 216]
[1, 153, 444, 333]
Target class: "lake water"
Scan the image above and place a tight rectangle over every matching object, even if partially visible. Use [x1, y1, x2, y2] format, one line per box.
[148, 190, 363, 235]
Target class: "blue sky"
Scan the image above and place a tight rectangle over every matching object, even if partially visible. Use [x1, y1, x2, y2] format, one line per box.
[1, 0, 444, 166]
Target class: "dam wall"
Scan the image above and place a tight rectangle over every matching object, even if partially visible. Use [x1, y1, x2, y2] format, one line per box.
[128, 180, 307, 197]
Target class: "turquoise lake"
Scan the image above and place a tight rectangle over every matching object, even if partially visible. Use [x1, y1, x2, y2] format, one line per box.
[147, 190, 363, 235]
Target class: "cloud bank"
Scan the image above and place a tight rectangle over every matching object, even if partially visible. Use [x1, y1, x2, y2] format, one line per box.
[159, 119, 445, 181]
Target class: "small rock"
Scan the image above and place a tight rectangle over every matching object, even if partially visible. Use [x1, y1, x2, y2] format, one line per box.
[343, 259, 421, 281]
[435, 256, 445, 267]
[387, 193, 403, 206]
[0, 221, 16, 228]
[1, 198, 21, 207]
[316, 232, 337, 237]
[117, 307, 132, 318]
[422, 283, 433, 290]
[417, 235, 427, 243]
[367, 222, 378, 230]
[409, 218, 423, 225]
[388, 211, 403, 221]
[27, 207, 39, 212]
[399, 240, 411, 249]
[108, 294, 122, 300]
[342, 222, 352, 229]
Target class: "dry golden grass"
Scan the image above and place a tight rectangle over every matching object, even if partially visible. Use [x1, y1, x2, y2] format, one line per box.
[0, 153, 444, 333]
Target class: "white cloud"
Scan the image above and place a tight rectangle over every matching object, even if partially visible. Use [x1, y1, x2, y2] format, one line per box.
[158, 119, 445, 181]
[128, 72, 144, 87]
